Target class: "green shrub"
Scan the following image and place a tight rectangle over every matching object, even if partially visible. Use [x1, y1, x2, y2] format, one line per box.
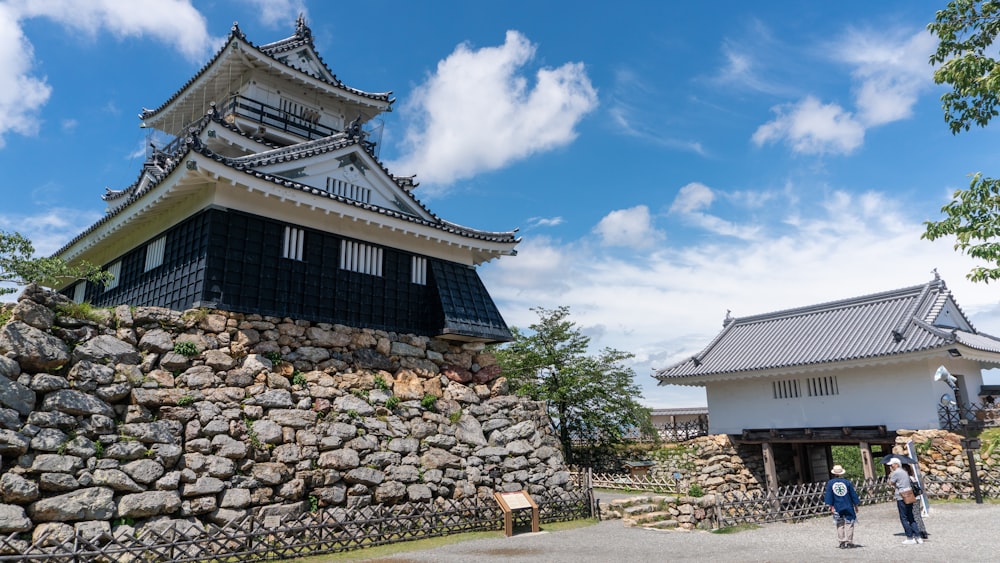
[420, 394, 438, 412]
[173, 341, 199, 357]
[688, 483, 704, 497]
[264, 351, 282, 364]
[177, 395, 195, 407]
[292, 372, 306, 386]
[374, 375, 389, 390]
[385, 396, 400, 410]
[831, 445, 864, 482]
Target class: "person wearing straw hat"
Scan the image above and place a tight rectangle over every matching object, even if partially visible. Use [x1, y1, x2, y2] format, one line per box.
[824, 464, 861, 549]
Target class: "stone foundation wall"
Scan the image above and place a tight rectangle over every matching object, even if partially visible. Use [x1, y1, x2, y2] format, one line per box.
[895, 428, 999, 489]
[647, 435, 766, 496]
[0, 285, 572, 542]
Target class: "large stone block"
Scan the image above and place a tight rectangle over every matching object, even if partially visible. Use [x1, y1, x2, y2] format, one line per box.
[71, 335, 141, 365]
[0, 321, 70, 372]
[28, 487, 116, 522]
[117, 491, 182, 519]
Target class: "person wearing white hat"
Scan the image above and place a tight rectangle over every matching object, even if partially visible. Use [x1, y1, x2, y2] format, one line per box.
[887, 457, 922, 545]
[824, 464, 860, 549]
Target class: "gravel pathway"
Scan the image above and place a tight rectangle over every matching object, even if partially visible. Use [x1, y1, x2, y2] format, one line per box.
[356, 501, 1000, 562]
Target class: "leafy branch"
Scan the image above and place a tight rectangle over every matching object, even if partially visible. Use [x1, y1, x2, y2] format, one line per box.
[0, 230, 111, 296]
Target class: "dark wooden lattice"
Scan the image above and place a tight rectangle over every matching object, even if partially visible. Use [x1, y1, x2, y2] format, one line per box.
[0, 491, 591, 562]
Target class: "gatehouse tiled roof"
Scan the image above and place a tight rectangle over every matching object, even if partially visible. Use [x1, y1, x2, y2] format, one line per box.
[654, 276, 1000, 382]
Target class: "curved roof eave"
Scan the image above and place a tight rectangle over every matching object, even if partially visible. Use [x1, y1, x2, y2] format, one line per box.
[140, 23, 392, 124]
[55, 139, 519, 261]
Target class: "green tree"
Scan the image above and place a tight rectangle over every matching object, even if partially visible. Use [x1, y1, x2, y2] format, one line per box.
[0, 230, 110, 296]
[491, 306, 654, 462]
[928, 0, 1000, 134]
[923, 1, 1000, 281]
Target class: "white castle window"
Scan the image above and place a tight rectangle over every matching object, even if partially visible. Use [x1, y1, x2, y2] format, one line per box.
[280, 97, 320, 123]
[105, 261, 121, 290]
[144, 236, 166, 272]
[282, 227, 304, 261]
[807, 375, 839, 397]
[772, 379, 800, 399]
[325, 177, 371, 203]
[411, 256, 427, 285]
[72, 281, 86, 304]
[340, 240, 382, 276]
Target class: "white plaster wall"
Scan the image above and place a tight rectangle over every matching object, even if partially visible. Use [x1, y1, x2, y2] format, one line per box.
[705, 357, 984, 435]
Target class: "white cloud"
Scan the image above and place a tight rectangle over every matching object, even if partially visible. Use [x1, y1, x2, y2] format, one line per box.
[715, 42, 781, 95]
[0, 206, 107, 300]
[8, 0, 217, 62]
[388, 30, 598, 189]
[241, 0, 307, 27]
[0, 3, 52, 149]
[751, 27, 935, 155]
[753, 96, 865, 155]
[669, 182, 761, 240]
[0, 0, 218, 148]
[483, 188, 999, 409]
[837, 29, 936, 126]
[594, 206, 664, 248]
[0, 208, 103, 256]
[608, 68, 707, 155]
[669, 182, 715, 214]
[527, 216, 564, 228]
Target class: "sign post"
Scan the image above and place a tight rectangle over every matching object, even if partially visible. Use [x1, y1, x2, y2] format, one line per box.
[493, 490, 539, 537]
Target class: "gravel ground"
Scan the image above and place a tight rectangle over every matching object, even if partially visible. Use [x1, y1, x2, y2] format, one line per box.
[354, 500, 1000, 562]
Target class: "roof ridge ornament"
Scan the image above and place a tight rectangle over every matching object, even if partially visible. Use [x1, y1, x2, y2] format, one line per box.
[723, 309, 733, 327]
[295, 13, 312, 42]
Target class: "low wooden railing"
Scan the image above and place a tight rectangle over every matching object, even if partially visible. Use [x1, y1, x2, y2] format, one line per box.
[580, 471, 680, 494]
[0, 490, 591, 562]
[938, 402, 1000, 431]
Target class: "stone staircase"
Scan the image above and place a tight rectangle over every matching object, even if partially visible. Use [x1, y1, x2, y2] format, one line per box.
[599, 494, 714, 531]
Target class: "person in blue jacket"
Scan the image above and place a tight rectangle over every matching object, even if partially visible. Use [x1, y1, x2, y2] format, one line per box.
[824, 464, 861, 549]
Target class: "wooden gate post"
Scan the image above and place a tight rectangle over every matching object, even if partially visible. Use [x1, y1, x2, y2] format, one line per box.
[761, 441, 781, 513]
[762, 442, 778, 496]
[859, 441, 875, 480]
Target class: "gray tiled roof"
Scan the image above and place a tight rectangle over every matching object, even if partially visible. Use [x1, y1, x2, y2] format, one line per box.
[649, 407, 708, 416]
[654, 277, 1000, 382]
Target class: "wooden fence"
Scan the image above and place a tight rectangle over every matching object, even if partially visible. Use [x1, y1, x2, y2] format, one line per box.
[0, 490, 591, 562]
[938, 402, 1000, 431]
[714, 477, 893, 527]
[580, 471, 680, 494]
[582, 469, 1000, 528]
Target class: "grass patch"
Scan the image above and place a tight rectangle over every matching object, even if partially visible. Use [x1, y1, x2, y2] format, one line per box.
[980, 427, 1000, 458]
[286, 519, 598, 562]
[712, 523, 760, 534]
[55, 301, 107, 323]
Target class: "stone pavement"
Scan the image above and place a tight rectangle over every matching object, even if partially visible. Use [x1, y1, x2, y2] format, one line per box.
[354, 501, 1000, 562]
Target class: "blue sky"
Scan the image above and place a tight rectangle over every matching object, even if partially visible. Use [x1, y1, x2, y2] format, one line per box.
[2, 0, 999, 408]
